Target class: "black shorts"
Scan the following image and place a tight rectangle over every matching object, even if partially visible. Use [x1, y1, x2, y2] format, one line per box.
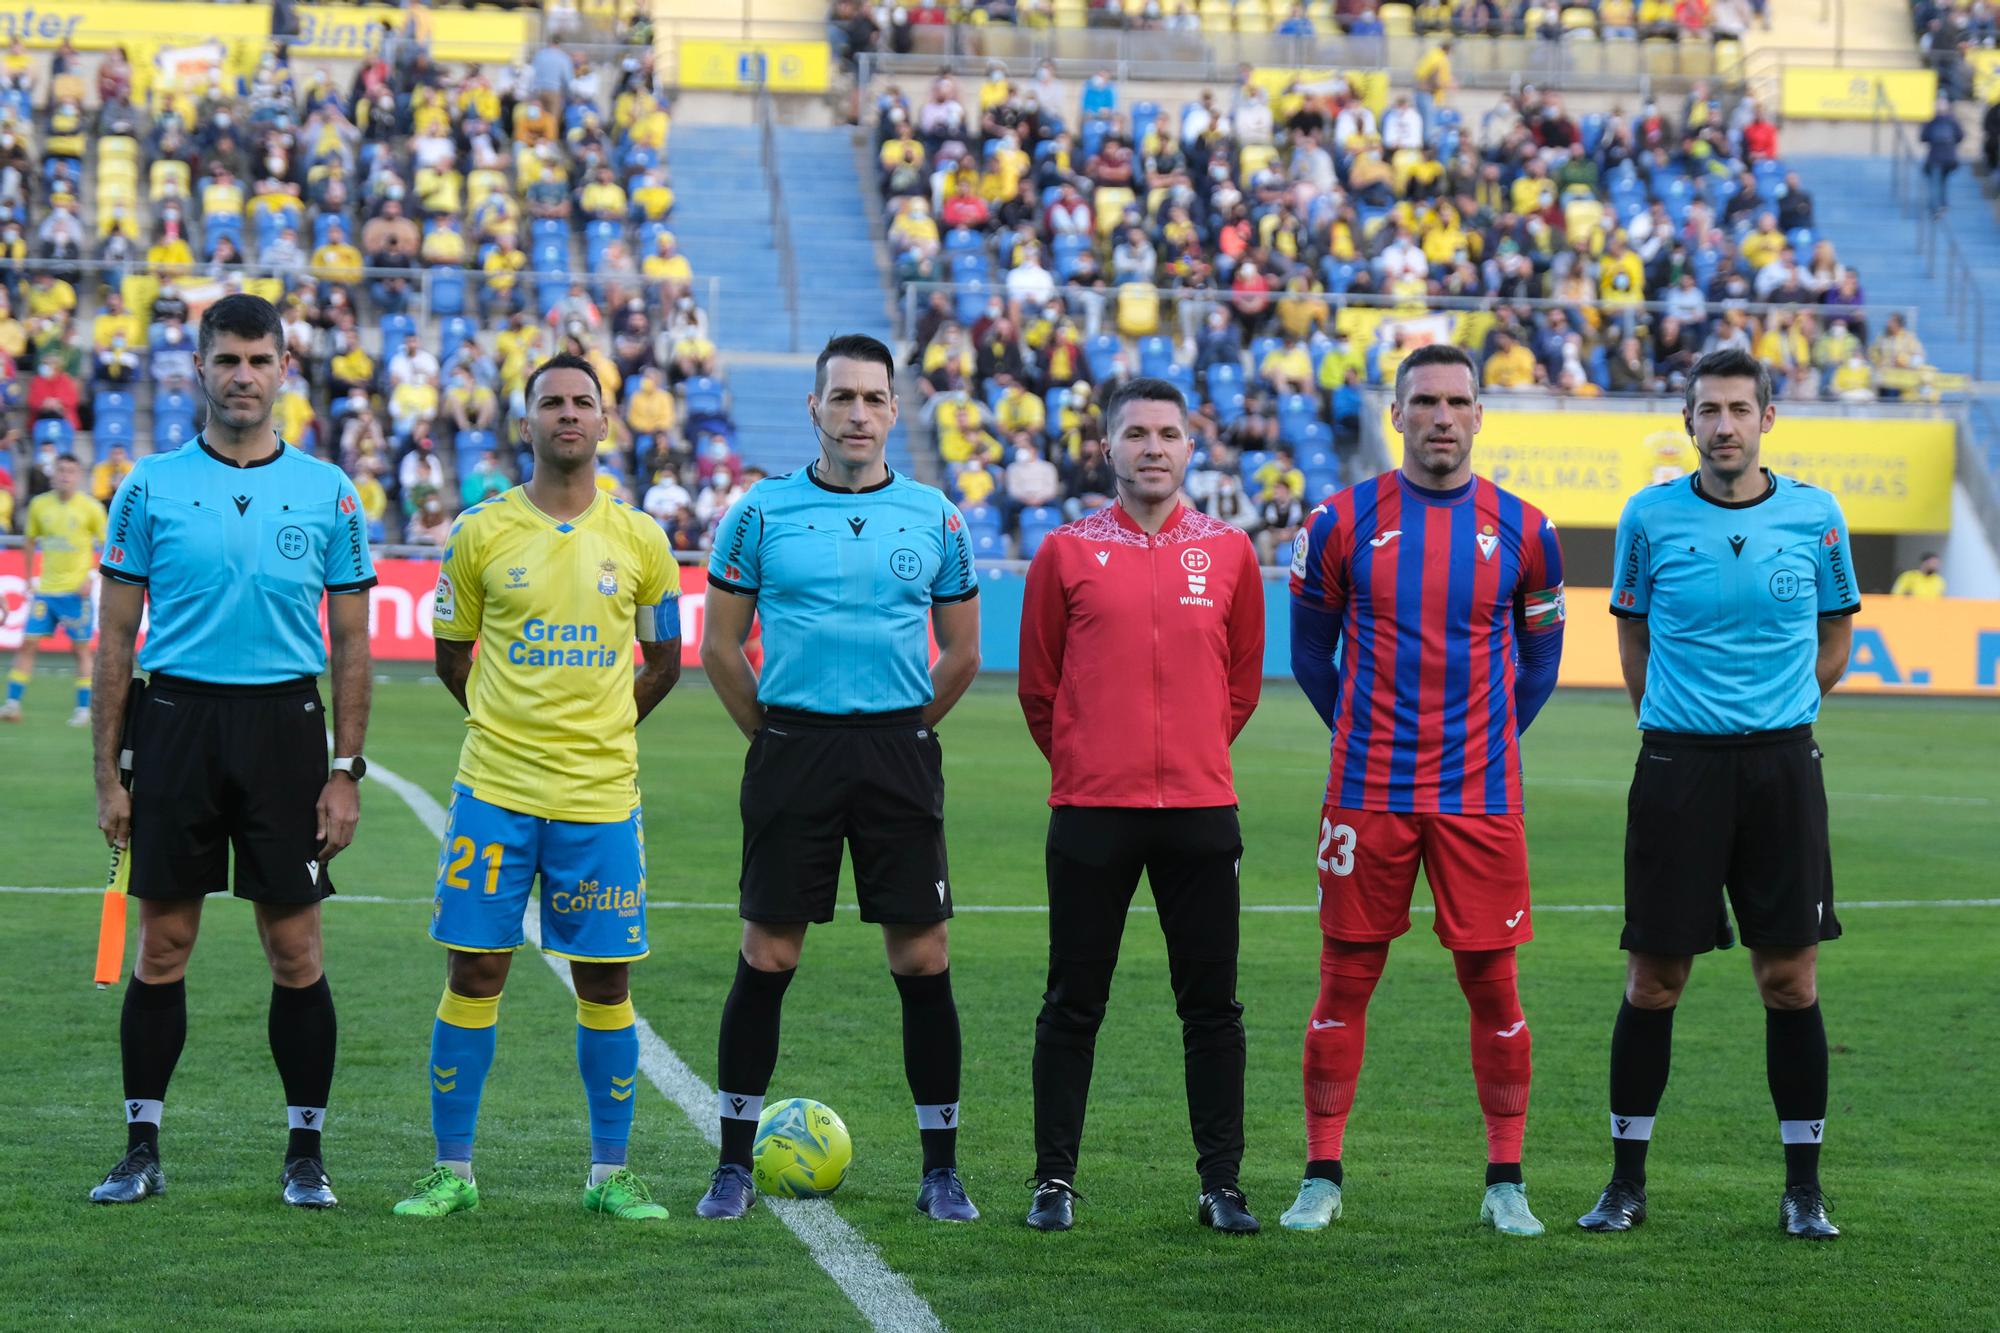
[128, 673, 335, 905]
[738, 707, 950, 925]
[1622, 725, 1840, 956]
[1046, 806, 1243, 963]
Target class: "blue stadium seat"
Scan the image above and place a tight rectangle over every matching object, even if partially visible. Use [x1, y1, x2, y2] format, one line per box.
[1239, 449, 1271, 479]
[943, 227, 983, 256]
[202, 214, 243, 259]
[637, 221, 670, 256]
[1131, 100, 1161, 147]
[96, 415, 134, 449]
[972, 527, 1005, 558]
[682, 377, 726, 419]
[950, 251, 988, 282]
[381, 313, 418, 351]
[313, 214, 339, 248]
[1788, 227, 1815, 255]
[1249, 337, 1283, 382]
[438, 315, 476, 361]
[1084, 334, 1121, 379]
[1302, 465, 1340, 503]
[585, 218, 622, 250]
[1162, 361, 1195, 403]
[963, 503, 1002, 537]
[1277, 394, 1318, 445]
[33, 418, 73, 449]
[1138, 335, 1175, 379]
[455, 429, 497, 477]
[430, 267, 465, 317]
[954, 278, 988, 327]
[530, 217, 567, 251]
[1052, 233, 1089, 280]
[1321, 258, 1357, 293]
[1080, 118, 1109, 161]
[1581, 112, 1606, 157]
[1019, 506, 1063, 558]
[154, 411, 196, 450]
[1296, 421, 1332, 456]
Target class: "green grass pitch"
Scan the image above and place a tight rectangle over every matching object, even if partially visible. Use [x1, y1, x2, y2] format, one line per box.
[1, 671, 1995, 1331]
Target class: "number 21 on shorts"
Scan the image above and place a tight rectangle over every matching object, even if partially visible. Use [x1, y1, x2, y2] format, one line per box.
[1318, 818, 1356, 876]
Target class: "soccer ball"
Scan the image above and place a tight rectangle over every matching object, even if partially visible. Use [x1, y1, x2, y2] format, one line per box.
[752, 1097, 853, 1198]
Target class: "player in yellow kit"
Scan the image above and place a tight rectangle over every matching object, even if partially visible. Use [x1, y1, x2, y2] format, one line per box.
[3, 454, 106, 725]
[393, 354, 684, 1221]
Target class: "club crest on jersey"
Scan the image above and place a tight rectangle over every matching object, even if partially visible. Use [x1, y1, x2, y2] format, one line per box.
[597, 559, 619, 596]
[1475, 523, 1499, 561]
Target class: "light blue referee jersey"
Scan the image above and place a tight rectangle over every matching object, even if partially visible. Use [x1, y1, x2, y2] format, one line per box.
[707, 465, 978, 714]
[100, 438, 377, 684]
[1610, 469, 1859, 734]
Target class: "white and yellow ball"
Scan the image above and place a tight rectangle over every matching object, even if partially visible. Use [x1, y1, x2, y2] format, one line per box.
[752, 1097, 853, 1198]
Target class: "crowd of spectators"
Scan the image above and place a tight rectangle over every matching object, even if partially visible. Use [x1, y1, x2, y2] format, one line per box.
[870, 58, 1935, 554]
[832, 0, 1749, 45]
[0, 25, 758, 556]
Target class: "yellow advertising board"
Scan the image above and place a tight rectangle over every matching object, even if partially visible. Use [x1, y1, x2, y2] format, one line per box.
[0, 2, 268, 48]
[291, 6, 537, 62]
[678, 39, 829, 93]
[1971, 50, 2000, 103]
[1779, 67, 1937, 122]
[1390, 410, 1956, 532]
[1559, 588, 2000, 695]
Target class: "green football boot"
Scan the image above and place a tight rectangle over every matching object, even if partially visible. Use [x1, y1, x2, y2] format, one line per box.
[1479, 1181, 1545, 1237]
[583, 1167, 670, 1221]
[1280, 1177, 1344, 1231]
[392, 1165, 480, 1218]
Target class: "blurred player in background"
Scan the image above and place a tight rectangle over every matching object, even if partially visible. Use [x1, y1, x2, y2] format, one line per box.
[1285, 344, 1566, 1236]
[1581, 348, 1855, 1241]
[88, 294, 375, 1208]
[1, 453, 104, 725]
[695, 334, 982, 1223]
[395, 353, 682, 1221]
[1017, 377, 1265, 1235]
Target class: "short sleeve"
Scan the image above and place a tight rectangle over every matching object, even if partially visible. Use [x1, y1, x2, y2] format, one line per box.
[706, 492, 762, 595]
[1609, 498, 1649, 618]
[23, 498, 43, 543]
[1288, 502, 1349, 614]
[932, 497, 980, 604]
[325, 473, 379, 593]
[431, 513, 484, 642]
[1517, 510, 1567, 631]
[100, 471, 152, 586]
[1815, 497, 1861, 617]
[635, 519, 683, 642]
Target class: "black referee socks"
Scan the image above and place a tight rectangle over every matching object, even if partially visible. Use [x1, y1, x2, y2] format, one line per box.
[1608, 999, 1675, 1186]
[1767, 1002, 1829, 1189]
[717, 955, 796, 1168]
[270, 975, 337, 1161]
[121, 975, 188, 1152]
[893, 969, 962, 1173]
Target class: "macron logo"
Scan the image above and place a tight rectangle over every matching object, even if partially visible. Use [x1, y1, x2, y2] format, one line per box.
[1094, 551, 1109, 566]
[730, 1096, 747, 1114]
[935, 880, 947, 904]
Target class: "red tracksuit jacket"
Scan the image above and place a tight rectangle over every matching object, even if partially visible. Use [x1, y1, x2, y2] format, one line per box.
[1018, 502, 1265, 808]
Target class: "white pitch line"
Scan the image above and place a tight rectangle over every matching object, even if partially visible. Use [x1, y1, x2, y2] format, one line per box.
[7, 884, 1999, 917]
[365, 757, 945, 1333]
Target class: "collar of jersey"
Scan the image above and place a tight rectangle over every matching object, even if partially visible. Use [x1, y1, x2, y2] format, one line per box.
[1397, 472, 1475, 505]
[1110, 499, 1186, 536]
[197, 434, 285, 469]
[1691, 468, 1775, 510]
[516, 486, 603, 533]
[808, 461, 895, 495]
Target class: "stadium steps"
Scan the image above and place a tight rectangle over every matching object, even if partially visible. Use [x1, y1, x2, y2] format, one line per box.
[668, 125, 796, 355]
[770, 127, 899, 351]
[1793, 154, 2000, 473]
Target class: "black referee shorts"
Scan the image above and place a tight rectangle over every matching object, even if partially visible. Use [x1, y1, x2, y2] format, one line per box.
[128, 673, 335, 905]
[1045, 806, 1243, 963]
[738, 707, 950, 926]
[1622, 725, 1840, 956]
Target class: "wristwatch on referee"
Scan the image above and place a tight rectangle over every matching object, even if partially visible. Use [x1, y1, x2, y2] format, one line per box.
[331, 756, 369, 782]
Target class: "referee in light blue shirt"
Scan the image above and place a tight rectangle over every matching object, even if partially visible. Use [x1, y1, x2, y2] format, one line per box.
[1580, 349, 1857, 1242]
[693, 334, 983, 1223]
[88, 295, 376, 1211]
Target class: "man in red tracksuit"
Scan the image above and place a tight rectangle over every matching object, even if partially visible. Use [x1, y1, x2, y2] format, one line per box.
[1017, 377, 1266, 1235]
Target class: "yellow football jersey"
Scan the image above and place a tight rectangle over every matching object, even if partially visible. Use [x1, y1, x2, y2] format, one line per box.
[26, 491, 106, 594]
[431, 488, 680, 822]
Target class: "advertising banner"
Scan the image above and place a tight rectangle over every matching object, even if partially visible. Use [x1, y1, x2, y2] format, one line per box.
[1390, 410, 1956, 532]
[677, 39, 831, 93]
[1779, 67, 1938, 122]
[291, 5, 537, 62]
[7, 553, 1993, 696]
[0, 2, 269, 48]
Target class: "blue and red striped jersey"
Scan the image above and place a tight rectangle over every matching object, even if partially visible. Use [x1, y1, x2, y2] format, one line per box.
[1289, 472, 1566, 815]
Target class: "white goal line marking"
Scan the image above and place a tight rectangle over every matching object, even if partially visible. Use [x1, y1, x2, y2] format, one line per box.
[359, 758, 946, 1333]
[7, 885, 1997, 917]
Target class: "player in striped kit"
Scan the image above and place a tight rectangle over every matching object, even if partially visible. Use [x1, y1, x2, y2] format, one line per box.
[1282, 344, 1566, 1236]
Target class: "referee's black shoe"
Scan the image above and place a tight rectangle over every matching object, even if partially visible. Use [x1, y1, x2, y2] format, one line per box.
[280, 1157, 339, 1209]
[1577, 1179, 1647, 1232]
[1780, 1185, 1839, 1240]
[1026, 1178, 1079, 1232]
[89, 1143, 166, 1204]
[1197, 1186, 1260, 1234]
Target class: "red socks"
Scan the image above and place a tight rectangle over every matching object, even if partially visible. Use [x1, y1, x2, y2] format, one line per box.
[1302, 937, 1387, 1162]
[1454, 947, 1532, 1167]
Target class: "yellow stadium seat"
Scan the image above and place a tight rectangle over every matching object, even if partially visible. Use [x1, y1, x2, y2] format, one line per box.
[149, 160, 190, 201]
[1380, 2, 1415, 34]
[1713, 36, 1742, 75]
[242, 276, 285, 305]
[1308, 0, 1335, 24]
[120, 273, 158, 322]
[1561, 5, 1598, 28]
[1240, 144, 1279, 178]
[50, 72, 84, 105]
[1236, 1, 1272, 32]
[99, 137, 139, 166]
[1053, 0, 1087, 23]
[466, 168, 510, 211]
[1115, 284, 1161, 337]
[1094, 187, 1137, 238]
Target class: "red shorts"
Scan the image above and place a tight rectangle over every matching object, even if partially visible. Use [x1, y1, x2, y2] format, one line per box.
[1315, 803, 1532, 950]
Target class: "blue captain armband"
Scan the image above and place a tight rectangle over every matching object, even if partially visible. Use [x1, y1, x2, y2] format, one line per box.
[636, 595, 681, 643]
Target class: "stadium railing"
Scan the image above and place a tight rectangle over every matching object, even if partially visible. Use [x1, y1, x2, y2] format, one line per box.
[755, 84, 805, 354]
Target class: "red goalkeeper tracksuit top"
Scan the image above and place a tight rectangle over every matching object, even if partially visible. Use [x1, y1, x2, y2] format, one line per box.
[1018, 501, 1265, 808]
